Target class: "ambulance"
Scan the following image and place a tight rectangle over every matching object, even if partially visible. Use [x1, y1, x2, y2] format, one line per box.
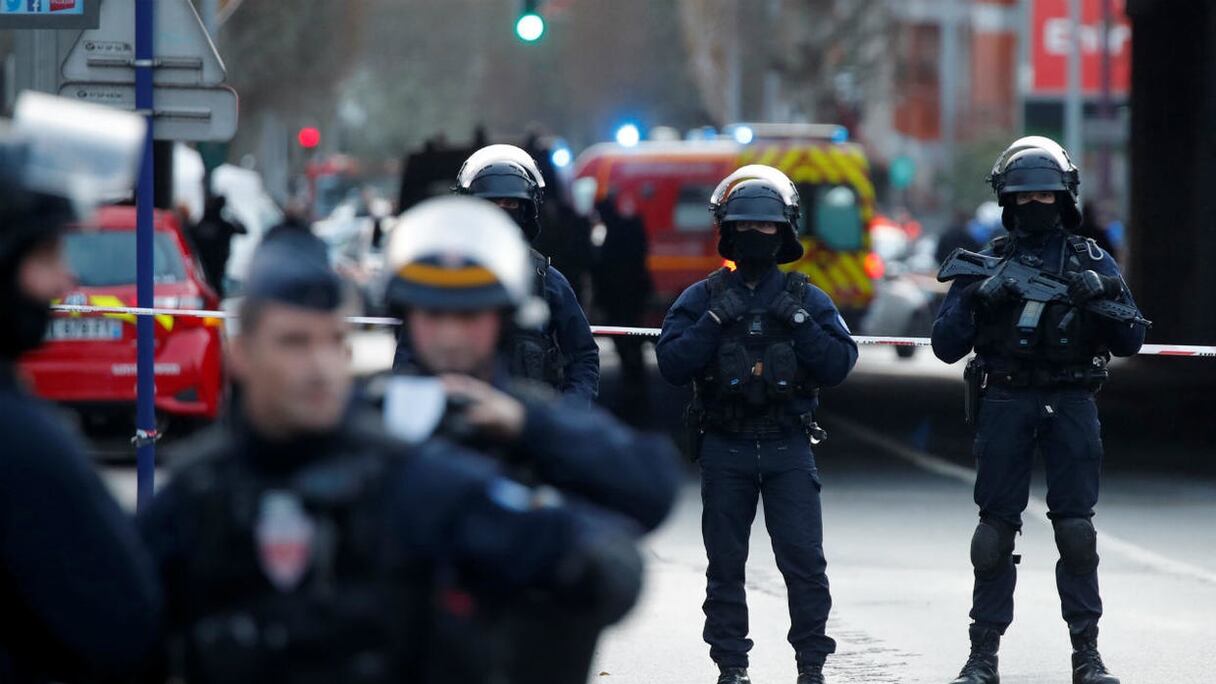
[574, 123, 883, 324]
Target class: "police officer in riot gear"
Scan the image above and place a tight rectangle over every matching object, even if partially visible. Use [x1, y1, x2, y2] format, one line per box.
[138, 229, 645, 683]
[657, 165, 858, 684]
[0, 95, 161, 684]
[933, 137, 1145, 684]
[383, 196, 680, 683]
[392, 144, 600, 403]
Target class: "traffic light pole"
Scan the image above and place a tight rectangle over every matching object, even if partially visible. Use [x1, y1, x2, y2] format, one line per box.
[134, 0, 157, 511]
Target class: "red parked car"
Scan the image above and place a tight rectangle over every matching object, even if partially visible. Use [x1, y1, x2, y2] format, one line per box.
[19, 206, 226, 425]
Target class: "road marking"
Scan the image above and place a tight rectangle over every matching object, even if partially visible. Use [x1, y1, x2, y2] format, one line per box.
[830, 415, 1216, 587]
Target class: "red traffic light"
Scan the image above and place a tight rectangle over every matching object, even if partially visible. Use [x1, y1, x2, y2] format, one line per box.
[297, 127, 321, 149]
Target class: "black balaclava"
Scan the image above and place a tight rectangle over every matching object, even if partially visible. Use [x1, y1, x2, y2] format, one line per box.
[0, 187, 74, 360]
[0, 275, 53, 359]
[731, 227, 781, 281]
[1009, 198, 1062, 243]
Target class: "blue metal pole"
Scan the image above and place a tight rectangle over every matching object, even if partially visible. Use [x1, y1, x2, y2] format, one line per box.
[135, 0, 156, 511]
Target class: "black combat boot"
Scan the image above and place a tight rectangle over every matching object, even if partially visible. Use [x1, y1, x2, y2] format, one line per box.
[717, 666, 751, 684]
[949, 625, 1000, 684]
[1071, 628, 1119, 684]
[797, 658, 826, 684]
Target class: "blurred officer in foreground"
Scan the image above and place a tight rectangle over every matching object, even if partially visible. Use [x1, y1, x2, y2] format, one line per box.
[392, 144, 600, 403]
[933, 137, 1145, 684]
[138, 230, 643, 683]
[0, 93, 161, 683]
[383, 196, 680, 683]
[657, 166, 858, 684]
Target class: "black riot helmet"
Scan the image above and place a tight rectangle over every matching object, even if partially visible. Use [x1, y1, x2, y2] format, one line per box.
[454, 144, 546, 241]
[988, 136, 1081, 230]
[709, 164, 804, 264]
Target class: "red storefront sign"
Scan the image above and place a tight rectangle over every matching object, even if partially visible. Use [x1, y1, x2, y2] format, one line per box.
[1031, 0, 1131, 96]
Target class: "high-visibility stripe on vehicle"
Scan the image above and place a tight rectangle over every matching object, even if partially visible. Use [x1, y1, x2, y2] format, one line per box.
[805, 146, 844, 185]
[647, 254, 725, 272]
[836, 252, 875, 296]
[73, 294, 175, 331]
[828, 146, 876, 201]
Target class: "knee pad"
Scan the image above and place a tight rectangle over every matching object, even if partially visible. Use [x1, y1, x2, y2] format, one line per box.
[971, 519, 1016, 580]
[1053, 517, 1099, 575]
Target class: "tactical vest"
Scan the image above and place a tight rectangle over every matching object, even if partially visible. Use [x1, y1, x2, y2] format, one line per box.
[507, 250, 567, 388]
[975, 234, 1109, 368]
[694, 268, 818, 434]
[168, 421, 433, 684]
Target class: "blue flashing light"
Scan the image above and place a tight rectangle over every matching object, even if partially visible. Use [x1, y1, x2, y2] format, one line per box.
[551, 146, 572, 168]
[831, 126, 849, 143]
[732, 125, 754, 145]
[615, 123, 641, 147]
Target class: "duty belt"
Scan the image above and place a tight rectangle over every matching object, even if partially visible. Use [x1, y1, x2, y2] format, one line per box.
[986, 365, 1108, 390]
[702, 408, 821, 440]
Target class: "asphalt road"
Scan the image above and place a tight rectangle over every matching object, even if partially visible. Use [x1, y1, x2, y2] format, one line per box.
[97, 336, 1216, 683]
[591, 346, 1216, 684]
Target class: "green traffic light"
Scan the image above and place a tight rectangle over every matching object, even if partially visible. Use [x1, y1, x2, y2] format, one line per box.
[515, 12, 545, 42]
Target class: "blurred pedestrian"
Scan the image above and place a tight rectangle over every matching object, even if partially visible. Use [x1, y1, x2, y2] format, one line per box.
[592, 191, 654, 424]
[1075, 205, 1117, 258]
[935, 209, 982, 265]
[189, 194, 246, 297]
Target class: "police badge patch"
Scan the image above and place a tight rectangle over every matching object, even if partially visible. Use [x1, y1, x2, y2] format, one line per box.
[255, 491, 315, 592]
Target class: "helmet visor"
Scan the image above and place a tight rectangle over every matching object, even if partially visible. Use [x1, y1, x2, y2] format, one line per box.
[720, 193, 790, 225]
[709, 164, 799, 210]
[457, 144, 546, 191]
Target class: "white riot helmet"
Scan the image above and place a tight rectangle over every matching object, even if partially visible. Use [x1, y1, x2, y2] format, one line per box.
[384, 196, 547, 327]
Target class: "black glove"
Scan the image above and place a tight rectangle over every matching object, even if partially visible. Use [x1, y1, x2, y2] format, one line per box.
[708, 289, 748, 325]
[974, 276, 1018, 306]
[1067, 270, 1122, 305]
[768, 291, 808, 327]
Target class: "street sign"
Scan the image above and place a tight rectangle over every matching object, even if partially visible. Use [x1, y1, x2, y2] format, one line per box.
[62, 0, 225, 87]
[1030, 0, 1131, 97]
[58, 83, 238, 142]
[0, 0, 99, 29]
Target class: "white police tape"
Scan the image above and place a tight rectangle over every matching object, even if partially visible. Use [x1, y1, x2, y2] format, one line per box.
[49, 304, 1216, 357]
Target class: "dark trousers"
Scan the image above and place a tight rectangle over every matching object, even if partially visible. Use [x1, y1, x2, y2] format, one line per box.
[970, 386, 1104, 634]
[699, 431, 835, 669]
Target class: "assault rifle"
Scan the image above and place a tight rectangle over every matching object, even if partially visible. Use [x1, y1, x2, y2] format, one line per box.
[937, 248, 1151, 328]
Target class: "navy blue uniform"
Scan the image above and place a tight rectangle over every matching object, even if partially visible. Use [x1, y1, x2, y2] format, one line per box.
[139, 405, 642, 683]
[657, 266, 857, 670]
[394, 263, 601, 403]
[407, 367, 680, 684]
[0, 364, 161, 683]
[489, 369, 680, 532]
[932, 232, 1144, 636]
